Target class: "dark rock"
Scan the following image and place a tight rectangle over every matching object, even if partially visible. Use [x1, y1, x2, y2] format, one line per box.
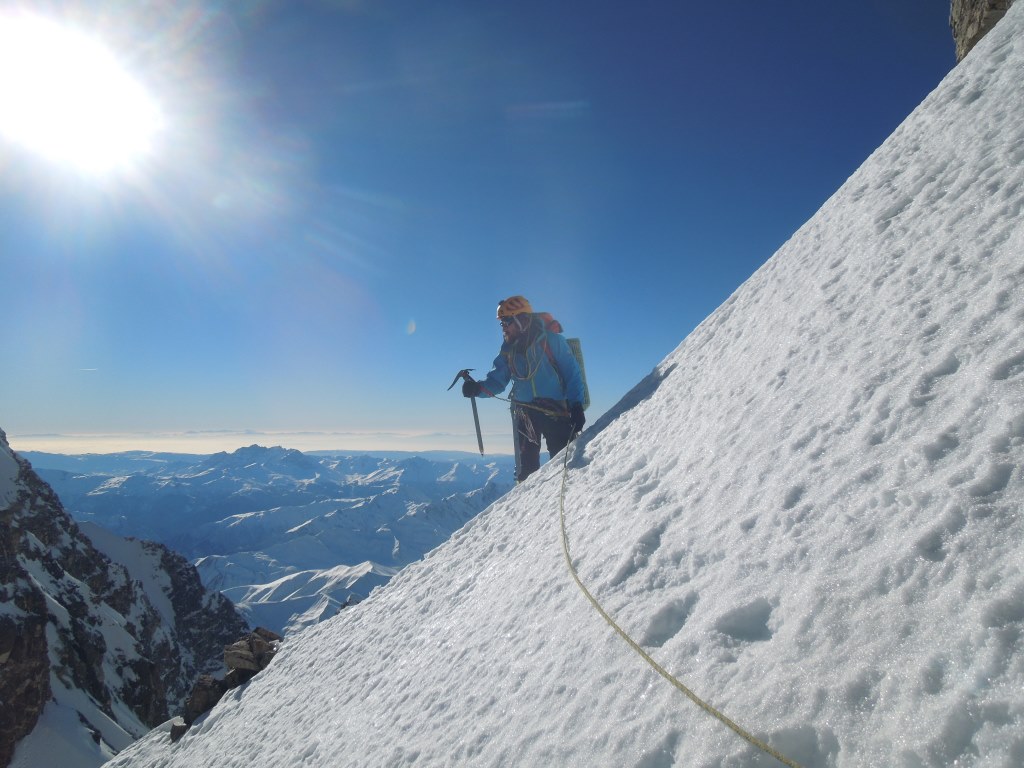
[169, 717, 189, 743]
[950, 0, 1015, 61]
[183, 674, 229, 725]
[0, 614, 49, 768]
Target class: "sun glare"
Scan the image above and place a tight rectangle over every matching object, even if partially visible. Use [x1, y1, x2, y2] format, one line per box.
[0, 13, 163, 175]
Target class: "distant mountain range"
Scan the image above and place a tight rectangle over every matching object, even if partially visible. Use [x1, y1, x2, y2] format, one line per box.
[26, 445, 516, 635]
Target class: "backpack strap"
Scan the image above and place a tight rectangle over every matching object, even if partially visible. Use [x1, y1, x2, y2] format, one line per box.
[542, 336, 566, 391]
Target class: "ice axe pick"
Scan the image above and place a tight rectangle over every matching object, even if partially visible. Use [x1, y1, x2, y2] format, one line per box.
[448, 369, 485, 455]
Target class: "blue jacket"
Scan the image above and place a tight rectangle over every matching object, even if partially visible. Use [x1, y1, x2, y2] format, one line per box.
[477, 316, 585, 407]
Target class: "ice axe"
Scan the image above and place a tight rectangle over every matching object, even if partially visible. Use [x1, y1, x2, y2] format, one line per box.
[448, 368, 485, 455]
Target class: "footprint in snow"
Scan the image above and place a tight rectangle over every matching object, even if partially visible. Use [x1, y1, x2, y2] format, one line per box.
[909, 352, 961, 407]
[991, 349, 1024, 380]
[631, 729, 681, 768]
[920, 428, 960, 462]
[714, 598, 774, 643]
[608, 523, 665, 587]
[640, 593, 698, 648]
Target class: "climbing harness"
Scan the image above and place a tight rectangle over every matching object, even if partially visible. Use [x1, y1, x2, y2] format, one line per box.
[487, 391, 567, 419]
[556, 445, 804, 768]
[506, 396, 568, 480]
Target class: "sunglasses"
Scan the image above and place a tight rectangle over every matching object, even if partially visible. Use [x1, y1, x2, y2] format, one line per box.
[499, 316, 516, 327]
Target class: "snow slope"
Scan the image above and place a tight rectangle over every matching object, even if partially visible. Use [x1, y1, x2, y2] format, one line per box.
[109, 8, 1023, 768]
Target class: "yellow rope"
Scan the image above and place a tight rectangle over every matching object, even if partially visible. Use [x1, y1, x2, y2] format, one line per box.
[556, 447, 803, 768]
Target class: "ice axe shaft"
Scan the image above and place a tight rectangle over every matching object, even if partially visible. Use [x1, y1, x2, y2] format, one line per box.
[447, 369, 485, 455]
[468, 396, 484, 455]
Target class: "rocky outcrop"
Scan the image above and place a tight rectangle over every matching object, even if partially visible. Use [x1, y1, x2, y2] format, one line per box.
[170, 627, 282, 742]
[950, 0, 1015, 61]
[222, 627, 280, 678]
[0, 428, 249, 765]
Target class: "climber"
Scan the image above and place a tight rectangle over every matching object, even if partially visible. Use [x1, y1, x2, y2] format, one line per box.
[462, 296, 586, 482]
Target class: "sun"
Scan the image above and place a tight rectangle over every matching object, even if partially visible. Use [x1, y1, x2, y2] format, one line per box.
[0, 12, 163, 175]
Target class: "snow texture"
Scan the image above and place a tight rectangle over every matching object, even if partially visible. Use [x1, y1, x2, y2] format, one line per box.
[106, 6, 1024, 767]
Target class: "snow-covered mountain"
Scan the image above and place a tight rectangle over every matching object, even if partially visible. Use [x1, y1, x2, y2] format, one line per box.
[31, 446, 515, 634]
[106, 6, 1023, 767]
[0, 429, 248, 768]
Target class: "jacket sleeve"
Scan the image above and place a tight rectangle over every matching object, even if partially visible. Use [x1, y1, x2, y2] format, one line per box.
[476, 352, 511, 398]
[548, 333, 586, 405]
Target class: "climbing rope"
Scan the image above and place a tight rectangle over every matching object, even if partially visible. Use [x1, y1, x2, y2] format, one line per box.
[556, 445, 803, 768]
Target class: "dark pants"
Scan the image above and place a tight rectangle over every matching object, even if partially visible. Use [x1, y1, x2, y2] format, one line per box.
[515, 401, 573, 482]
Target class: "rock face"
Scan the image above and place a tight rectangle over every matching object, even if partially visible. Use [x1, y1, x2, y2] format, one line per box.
[950, 0, 1015, 61]
[0, 543, 49, 768]
[0, 428, 249, 766]
[80, 523, 252, 705]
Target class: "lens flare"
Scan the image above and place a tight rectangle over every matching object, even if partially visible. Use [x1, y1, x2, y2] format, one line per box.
[0, 12, 163, 174]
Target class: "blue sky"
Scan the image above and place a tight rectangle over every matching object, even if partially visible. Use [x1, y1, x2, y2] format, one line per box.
[0, 0, 955, 454]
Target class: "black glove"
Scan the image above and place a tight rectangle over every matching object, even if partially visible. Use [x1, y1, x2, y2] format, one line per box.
[462, 379, 482, 398]
[569, 402, 585, 434]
